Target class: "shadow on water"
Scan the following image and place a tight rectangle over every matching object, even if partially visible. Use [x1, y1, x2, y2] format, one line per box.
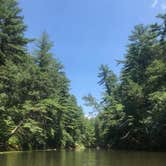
[0, 149, 166, 166]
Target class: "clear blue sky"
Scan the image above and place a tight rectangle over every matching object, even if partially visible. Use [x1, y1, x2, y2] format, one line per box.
[19, 0, 165, 115]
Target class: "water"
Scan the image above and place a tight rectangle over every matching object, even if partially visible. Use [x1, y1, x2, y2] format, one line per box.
[0, 149, 166, 166]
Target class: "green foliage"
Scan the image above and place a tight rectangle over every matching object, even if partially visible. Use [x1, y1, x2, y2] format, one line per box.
[1, 0, 166, 151]
[0, 0, 29, 65]
[98, 64, 117, 96]
[82, 118, 96, 147]
[0, 0, 85, 151]
[85, 14, 166, 150]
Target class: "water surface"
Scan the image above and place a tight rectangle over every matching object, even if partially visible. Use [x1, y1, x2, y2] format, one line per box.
[0, 149, 166, 166]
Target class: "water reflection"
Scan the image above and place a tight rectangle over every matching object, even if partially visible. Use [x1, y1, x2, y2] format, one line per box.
[0, 149, 166, 166]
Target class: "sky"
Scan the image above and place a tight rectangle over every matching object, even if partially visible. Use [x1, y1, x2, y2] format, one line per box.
[19, 0, 165, 115]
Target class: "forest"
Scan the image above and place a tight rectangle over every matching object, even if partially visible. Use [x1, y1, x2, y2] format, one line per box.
[0, 0, 166, 151]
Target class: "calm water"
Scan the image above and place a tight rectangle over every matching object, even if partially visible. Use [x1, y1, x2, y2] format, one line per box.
[0, 149, 166, 166]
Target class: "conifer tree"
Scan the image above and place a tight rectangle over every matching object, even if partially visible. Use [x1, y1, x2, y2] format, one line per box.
[0, 0, 29, 65]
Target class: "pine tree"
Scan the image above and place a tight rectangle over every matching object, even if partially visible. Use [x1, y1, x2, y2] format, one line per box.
[0, 0, 30, 150]
[0, 0, 29, 65]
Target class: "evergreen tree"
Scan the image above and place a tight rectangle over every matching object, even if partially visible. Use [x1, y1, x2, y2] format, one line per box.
[0, 0, 29, 65]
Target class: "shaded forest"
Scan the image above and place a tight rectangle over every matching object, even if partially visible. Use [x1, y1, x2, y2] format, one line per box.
[0, 0, 166, 151]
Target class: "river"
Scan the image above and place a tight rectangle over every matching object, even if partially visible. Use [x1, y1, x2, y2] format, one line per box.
[0, 149, 166, 166]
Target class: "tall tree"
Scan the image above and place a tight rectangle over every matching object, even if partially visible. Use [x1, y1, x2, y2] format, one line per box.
[0, 0, 29, 65]
[0, 0, 30, 150]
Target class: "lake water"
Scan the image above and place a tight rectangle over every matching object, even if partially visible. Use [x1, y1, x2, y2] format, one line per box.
[0, 149, 166, 166]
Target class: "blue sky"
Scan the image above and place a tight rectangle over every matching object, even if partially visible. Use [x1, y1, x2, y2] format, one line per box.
[19, 0, 165, 115]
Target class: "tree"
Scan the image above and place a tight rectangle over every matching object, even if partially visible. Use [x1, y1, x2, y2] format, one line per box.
[85, 14, 166, 150]
[0, 0, 29, 65]
[0, 0, 30, 150]
[98, 65, 117, 96]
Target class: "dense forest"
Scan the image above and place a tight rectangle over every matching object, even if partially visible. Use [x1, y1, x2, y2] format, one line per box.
[0, 0, 166, 151]
[84, 15, 166, 150]
[0, 0, 88, 151]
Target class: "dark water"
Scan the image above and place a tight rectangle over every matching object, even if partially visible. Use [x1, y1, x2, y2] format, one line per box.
[0, 149, 166, 166]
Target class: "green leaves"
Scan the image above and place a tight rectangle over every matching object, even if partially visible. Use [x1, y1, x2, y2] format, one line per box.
[146, 59, 166, 92]
[1, 0, 166, 151]
[85, 13, 166, 150]
[0, 0, 29, 65]
[98, 64, 117, 96]
[0, 1, 85, 150]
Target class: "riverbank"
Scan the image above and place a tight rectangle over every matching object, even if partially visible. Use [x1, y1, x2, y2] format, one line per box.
[0, 144, 86, 154]
[0, 149, 58, 155]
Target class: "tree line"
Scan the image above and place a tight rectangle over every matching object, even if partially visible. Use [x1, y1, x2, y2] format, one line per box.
[0, 0, 166, 151]
[84, 14, 166, 150]
[0, 0, 90, 151]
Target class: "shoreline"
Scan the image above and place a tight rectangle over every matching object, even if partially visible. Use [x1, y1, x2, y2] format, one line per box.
[1, 148, 166, 154]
